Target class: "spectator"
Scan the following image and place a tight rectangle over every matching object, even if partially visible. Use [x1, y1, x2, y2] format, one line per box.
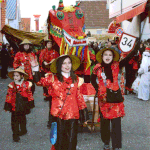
[1, 44, 10, 79]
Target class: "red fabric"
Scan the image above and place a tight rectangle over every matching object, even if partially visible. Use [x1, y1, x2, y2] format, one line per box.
[80, 83, 96, 95]
[145, 47, 150, 51]
[93, 62, 125, 119]
[36, 74, 87, 120]
[76, 48, 96, 75]
[39, 48, 59, 73]
[5, 81, 34, 111]
[50, 145, 56, 150]
[13, 52, 36, 80]
[10, 49, 15, 58]
[128, 57, 138, 70]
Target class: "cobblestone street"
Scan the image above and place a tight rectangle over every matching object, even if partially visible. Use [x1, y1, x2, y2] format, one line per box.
[0, 74, 150, 150]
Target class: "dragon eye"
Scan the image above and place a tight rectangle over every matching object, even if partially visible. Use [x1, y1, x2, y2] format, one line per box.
[75, 9, 83, 19]
[57, 11, 64, 20]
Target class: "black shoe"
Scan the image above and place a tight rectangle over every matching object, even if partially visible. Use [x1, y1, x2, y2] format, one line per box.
[129, 91, 136, 95]
[125, 89, 128, 95]
[47, 123, 51, 128]
[1, 76, 8, 79]
[13, 135, 20, 142]
[44, 97, 49, 101]
[19, 130, 27, 136]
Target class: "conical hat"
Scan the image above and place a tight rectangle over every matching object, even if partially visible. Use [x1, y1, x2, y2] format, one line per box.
[20, 39, 32, 45]
[96, 47, 120, 63]
[50, 55, 80, 73]
[44, 35, 52, 42]
[8, 67, 29, 80]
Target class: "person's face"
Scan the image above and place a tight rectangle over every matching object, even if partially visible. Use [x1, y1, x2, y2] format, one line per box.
[14, 72, 22, 81]
[102, 50, 113, 64]
[107, 42, 112, 47]
[23, 44, 30, 51]
[88, 42, 91, 47]
[61, 57, 72, 73]
[93, 43, 97, 48]
[47, 41, 52, 49]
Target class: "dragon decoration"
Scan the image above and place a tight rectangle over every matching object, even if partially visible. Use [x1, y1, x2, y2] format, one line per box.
[47, 0, 91, 75]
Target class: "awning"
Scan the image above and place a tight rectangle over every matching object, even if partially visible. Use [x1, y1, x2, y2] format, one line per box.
[116, 2, 147, 23]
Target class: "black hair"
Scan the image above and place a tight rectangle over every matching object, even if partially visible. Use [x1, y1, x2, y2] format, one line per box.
[2, 44, 6, 49]
[56, 55, 77, 83]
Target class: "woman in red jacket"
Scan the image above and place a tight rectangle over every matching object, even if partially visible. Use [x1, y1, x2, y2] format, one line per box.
[39, 38, 59, 127]
[91, 46, 138, 150]
[13, 39, 36, 94]
[4, 68, 35, 142]
[31, 55, 89, 150]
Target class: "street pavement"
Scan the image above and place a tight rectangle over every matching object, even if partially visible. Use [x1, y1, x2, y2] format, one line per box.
[0, 70, 150, 150]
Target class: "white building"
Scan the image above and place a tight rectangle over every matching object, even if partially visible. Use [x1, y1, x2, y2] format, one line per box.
[108, 0, 150, 41]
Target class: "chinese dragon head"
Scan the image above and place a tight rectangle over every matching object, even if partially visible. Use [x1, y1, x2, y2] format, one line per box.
[47, 0, 91, 71]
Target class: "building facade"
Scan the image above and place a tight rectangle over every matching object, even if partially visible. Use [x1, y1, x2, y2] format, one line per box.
[0, 0, 6, 43]
[108, 0, 150, 41]
[78, 0, 114, 35]
[20, 18, 31, 32]
[6, 0, 21, 29]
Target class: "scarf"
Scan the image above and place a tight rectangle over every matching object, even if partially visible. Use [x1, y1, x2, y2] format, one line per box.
[101, 61, 113, 82]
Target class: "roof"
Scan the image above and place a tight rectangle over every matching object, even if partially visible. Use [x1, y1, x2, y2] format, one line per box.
[77, 0, 114, 29]
[1, 25, 47, 46]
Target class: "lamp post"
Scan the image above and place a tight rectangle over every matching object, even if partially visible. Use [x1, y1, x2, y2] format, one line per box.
[33, 15, 41, 32]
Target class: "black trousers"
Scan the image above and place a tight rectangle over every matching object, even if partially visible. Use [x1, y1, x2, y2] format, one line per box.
[125, 64, 137, 89]
[100, 114, 122, 149]
[28, 80, 35, 95]
[1, 63, 8, 78]
[11, 112, 27, 136]
[54, 118, 78, 150]
[48, 96, 53, 125]
[41, 71, 48, 96]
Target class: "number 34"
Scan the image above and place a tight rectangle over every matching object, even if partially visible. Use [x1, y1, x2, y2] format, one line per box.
[122, 37, 132, 48]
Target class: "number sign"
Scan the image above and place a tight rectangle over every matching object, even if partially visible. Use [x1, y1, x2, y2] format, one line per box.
[118, 32, 137, 53]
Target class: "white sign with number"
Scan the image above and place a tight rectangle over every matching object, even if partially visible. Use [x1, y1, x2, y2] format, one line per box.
[118, 32, 137, 53]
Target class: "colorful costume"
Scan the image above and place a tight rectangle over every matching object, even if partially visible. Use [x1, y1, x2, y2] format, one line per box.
[138, 51, 150, 100]
[34, 72, 88, 150]
[39, 48, 59, 73]
[93, 62, 125, 119]
[91, 45, 138, 149]
[4, 80, 34, 142]
[13, 51, 36, 80]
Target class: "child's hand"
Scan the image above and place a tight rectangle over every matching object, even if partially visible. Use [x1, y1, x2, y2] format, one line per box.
[84, 120, 88, 125]
[30, 56, 38, 67]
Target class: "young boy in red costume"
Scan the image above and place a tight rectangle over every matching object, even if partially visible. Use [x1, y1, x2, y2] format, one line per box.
[4, 68, 35, 142]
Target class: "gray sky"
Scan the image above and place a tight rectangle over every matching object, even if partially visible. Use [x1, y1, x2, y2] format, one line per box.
[20, 0, 77, 31]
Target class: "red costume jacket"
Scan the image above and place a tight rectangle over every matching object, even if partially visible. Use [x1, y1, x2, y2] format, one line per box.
[13, 52, 36, 80]
[36, 74, 87, 120]
[93, 62, 125, 119]
[39, 48, 59, 73]
[4, 81, 34, 112]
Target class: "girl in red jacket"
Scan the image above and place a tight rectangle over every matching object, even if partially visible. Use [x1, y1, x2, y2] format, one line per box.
[4, 68, 35, 142]
[31, 55, 89, 150]
[91, 46, 138, 150]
